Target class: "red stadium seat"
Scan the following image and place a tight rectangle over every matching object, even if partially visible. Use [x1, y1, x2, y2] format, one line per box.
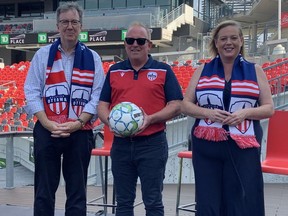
[262, 111, 288, 175]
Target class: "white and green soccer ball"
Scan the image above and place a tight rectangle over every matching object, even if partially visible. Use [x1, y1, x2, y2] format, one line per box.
[108, 102, 144, 137]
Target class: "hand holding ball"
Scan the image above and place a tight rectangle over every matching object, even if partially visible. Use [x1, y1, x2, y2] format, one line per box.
[108, 102, 144, 137]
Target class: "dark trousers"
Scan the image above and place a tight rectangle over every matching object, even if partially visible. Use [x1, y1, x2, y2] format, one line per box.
[192, 135, 265, 216]
[33, 121, 93, 216]
[111, 131, 168, 216]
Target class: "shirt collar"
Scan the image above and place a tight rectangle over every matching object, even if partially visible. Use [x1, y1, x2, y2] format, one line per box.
[125, 54, 153, 70]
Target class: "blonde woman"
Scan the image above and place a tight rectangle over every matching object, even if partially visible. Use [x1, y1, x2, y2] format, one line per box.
[182, 20, 274, 215]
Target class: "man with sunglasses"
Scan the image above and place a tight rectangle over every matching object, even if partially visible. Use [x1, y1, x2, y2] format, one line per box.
[98, 22, 183, 216]
[24, 2, 104, 216]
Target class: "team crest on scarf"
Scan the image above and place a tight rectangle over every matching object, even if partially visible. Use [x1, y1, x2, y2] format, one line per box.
[147, 72, 157, 81]
[230, 101, 252, 134]
[71, 89, 89, 117]
[44, 85, 69, 115]
[199, 93, 223, 125]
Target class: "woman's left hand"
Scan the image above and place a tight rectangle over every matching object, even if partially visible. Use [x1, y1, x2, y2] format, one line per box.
[222, 109, 248, 126]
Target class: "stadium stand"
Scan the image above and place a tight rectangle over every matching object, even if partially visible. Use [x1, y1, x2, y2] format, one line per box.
[0, 61, 32, 132]
[0, 22, 33, 34]
[0, 56, 286, 132]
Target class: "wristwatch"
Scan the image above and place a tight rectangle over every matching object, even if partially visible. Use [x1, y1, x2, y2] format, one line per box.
[77, 118, 85, 128]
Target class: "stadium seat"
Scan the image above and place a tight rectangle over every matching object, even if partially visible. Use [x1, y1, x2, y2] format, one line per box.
[262, 62, 271, 68]
[6, 111, 14, 120]
[173, 61, 179, 66]
[184, 60, 192, 65]
[14, 120, 23, 131]
[10, 106, 17, 113]
[28, 120, 35, 129]
[20, 113, 27, 121]
[87, 125, 116, 214]
[276, 58, 284, 64]
[176, 150, 196, 215]
[3, 124, 11, 132]
[198, 59, 206, 64]
[22, 120, 28, 127]
[262, 110, 288, 175]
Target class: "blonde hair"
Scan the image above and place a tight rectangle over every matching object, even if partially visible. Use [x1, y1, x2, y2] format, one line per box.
[208, 20, 245, 57]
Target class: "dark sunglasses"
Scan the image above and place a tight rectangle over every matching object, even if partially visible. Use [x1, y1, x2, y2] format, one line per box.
[125, 37, 149, 45]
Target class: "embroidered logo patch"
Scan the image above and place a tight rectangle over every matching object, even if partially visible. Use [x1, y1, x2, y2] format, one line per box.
[147, 72, 157, 81]
[45, 85, 69, 114]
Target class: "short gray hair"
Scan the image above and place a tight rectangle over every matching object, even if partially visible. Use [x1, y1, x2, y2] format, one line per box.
[127, 22, 152, 40]
[56, 2, 83, 23]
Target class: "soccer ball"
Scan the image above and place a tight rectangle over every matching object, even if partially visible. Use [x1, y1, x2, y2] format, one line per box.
[108, 102, 144, 137]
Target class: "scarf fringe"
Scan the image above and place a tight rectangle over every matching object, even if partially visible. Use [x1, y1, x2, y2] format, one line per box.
[194, 126, 229, 141]
[194, 126, 260, 149]
[230, 134, 260, 149]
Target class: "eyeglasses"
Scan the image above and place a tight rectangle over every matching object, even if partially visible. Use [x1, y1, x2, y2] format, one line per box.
[125, 37, 149, 45]
[59, 20, 81, 27]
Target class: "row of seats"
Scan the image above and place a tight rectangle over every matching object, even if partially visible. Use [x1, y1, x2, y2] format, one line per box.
[262, 59, 288, 95]
[0, 57, 287, 132]
[0, 61, 33, 132]
[262, 57, 288, 68]
[0, 22, 33, 34]
[1, 57, 286, 86]
[168, 58, 211, 67]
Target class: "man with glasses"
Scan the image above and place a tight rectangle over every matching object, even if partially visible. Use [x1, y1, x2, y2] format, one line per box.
[24, 2, 104, 216]
[97, 22, 183, 216]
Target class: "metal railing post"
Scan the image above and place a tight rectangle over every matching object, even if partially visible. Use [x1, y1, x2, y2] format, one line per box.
[5, 134, 14, 189]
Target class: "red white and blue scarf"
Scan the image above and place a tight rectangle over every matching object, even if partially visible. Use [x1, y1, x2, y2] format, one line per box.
[194, 55, 260, 149]
[43, 39, 95, 129]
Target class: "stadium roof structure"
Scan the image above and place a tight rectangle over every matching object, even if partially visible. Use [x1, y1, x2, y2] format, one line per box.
[225, 0, 288, 25]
